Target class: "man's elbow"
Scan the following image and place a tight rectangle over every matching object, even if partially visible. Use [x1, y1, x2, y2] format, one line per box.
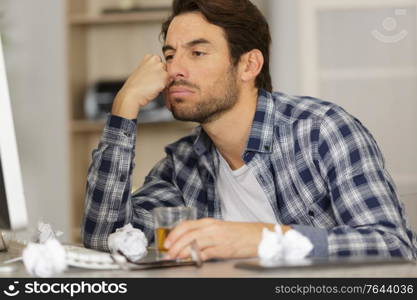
[385, 234, 416, 260]
[82, 234, 109, 252]
[81, 225, 109, 252]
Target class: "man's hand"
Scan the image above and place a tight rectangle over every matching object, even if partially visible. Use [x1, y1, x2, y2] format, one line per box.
[163, 218, 291, 261]
[111, 54, 171, 119]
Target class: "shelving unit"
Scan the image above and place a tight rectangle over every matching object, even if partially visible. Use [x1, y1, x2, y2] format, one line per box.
[66, 0, 194, 242]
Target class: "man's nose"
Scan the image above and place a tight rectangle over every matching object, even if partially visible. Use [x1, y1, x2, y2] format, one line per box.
[167, 54, 189, 80]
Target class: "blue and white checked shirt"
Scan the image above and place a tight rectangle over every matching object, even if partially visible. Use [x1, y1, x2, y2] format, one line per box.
[82, 89, 417, 259]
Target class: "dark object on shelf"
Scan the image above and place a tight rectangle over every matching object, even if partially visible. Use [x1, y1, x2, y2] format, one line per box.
[84, 80, 173, 123]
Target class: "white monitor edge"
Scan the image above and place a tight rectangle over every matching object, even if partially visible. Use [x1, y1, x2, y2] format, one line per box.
[0, 33, 28, 230]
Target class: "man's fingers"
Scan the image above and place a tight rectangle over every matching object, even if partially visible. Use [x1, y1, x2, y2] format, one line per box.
[164, 220, 197, 248]
[143, 54, 152, 61]
[167, 231, 213, 259]
[166, 228, 197, 259]
[200, 247, 218, 261]
[150, 54, 162, 62]
[176, 245, 192, 260]
[143, 54, 162, 63]
[165, 218, 213, 248]
[165, 219, 218, 259]
[162, 62, 168, 72]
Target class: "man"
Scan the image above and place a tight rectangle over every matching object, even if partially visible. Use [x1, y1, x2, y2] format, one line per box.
[82, 0, 417, 261]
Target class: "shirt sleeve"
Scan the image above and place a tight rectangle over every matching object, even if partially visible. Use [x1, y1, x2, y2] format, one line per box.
[291, 225, 329, 257]
[81, 114, 184, 251]
[315, 106, 417, 259]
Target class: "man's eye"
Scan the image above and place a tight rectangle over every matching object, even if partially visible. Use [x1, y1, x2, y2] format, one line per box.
[165, 55, 174, 61]
[192, 51, 205, 57]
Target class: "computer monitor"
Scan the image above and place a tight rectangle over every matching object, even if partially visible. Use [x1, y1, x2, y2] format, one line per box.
[0, 33, 28, 251]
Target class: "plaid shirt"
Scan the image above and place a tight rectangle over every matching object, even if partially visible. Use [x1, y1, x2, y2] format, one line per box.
[82, 89, 417, 259]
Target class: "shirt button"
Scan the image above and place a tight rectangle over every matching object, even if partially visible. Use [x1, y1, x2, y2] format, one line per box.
[308, 210, 315, 217]
[124, 131, 131, 138]
[264, 145, 270, 151]
[120, 174, 127, 182]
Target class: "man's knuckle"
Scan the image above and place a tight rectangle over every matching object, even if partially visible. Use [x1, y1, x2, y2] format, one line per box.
[170, 244, 180, 255]
[179, 248, 189, 258]
[151, 55, 161, 62]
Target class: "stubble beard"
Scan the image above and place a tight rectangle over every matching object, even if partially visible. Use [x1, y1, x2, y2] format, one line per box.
[169, 66, 240, 124]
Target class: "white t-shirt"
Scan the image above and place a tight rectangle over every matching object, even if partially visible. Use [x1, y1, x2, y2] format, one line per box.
[215, 150, 276, 223]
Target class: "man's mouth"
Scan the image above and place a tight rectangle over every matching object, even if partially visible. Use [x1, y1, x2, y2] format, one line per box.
[169, 87, 195, 97]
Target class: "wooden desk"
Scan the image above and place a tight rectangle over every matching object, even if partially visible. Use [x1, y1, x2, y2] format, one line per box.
[0, 242, 416, 278]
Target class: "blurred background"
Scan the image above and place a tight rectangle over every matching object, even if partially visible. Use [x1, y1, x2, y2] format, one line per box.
[0, 0, 416, 243]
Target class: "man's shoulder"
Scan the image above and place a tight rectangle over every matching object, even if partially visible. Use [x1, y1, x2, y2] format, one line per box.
[271, 91, 344, 124]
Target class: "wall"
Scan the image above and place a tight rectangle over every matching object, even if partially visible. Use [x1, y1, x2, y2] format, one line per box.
[0, 0, 70, 241]
[268, 0, 300, 94]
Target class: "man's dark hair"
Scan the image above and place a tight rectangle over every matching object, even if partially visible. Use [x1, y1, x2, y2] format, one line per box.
[161, 0, 272, 92]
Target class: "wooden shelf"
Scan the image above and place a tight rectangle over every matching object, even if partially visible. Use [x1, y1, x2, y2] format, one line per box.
[69, 11, 170, 25]
[71, 120, 106, 133]
[66, 0, 189, 243]
[71, 119, 196, 133]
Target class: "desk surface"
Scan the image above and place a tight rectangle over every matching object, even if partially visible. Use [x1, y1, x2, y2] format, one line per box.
[1, 242, 416, 278]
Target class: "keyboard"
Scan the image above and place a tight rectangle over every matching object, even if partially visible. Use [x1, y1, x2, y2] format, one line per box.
[64, 244, 202, 270]
[64, 245, 120, 270]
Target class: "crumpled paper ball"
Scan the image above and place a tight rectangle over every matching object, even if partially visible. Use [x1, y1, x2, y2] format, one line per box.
[37, 221, 63, 243]
[22, 239, 67, 278]
[258, 225, 313, 263]
[258, 225, 284, 261]
[108, 223, 148, 261]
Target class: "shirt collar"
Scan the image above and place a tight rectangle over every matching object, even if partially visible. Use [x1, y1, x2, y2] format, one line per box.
[244, 89, 275, 154]
[193, 126, 211, 156]
[192, 89, 276, 156]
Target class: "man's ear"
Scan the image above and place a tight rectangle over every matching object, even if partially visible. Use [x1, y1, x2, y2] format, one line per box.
[238, 49, 264, 83]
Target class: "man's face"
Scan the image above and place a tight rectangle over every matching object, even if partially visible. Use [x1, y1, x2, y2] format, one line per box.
[163, 12, 240, 124]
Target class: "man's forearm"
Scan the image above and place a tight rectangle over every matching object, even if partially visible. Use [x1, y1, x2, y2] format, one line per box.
[111, 89, 142, 120]
[81, 115, 137, 251]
